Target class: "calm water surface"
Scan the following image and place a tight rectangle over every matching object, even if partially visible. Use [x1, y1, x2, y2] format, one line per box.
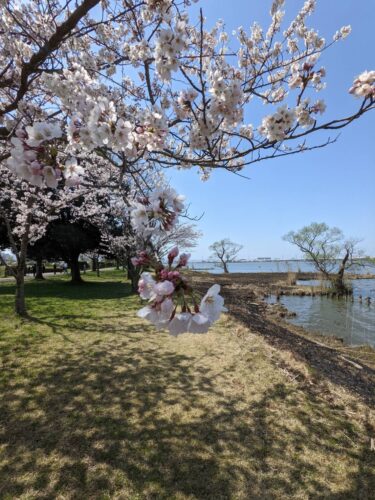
[268, 279, 375, 347]
[189, 260, 375, 347]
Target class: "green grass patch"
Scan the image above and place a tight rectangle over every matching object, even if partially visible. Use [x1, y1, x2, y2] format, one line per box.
[0, 271, 374, 498]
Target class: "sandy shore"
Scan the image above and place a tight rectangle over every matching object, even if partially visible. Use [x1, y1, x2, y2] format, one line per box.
[191, 271, 375, 407]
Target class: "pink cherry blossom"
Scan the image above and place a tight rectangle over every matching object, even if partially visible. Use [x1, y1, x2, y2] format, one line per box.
[168, 246, 179, 264]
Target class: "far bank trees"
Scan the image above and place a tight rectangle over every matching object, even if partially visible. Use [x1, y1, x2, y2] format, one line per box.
[283, 222, 362, 294]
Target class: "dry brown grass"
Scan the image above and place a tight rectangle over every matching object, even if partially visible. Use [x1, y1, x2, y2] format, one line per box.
[286, 271, 298, 286]
[0, 271, 374, 499]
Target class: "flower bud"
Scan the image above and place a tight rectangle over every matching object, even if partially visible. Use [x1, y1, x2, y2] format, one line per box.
[168, 246, 179, 264]
[178, 253, 190, 267]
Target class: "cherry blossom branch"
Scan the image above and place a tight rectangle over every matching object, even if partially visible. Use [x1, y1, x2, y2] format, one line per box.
[0, 0, 101, 116]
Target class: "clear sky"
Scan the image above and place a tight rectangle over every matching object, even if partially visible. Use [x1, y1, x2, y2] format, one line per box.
[167, 0, 375, 260]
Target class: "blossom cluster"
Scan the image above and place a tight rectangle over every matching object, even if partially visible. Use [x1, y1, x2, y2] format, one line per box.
[6, 122, 78, 188]
[142, 0, 173, 22]
[186, 72, 245, 151]
[130, 184, 226, 335]
[258, 99, 326, 140]
[288, 57, 326, 93]
[131, 186, 185, 237]
[259, 106, 296, 142]
[295, 98, 326, 128]
[333, 25, 352, 42]
[6, 122, 85, 188]
[349, 71, 375, 99]
[73, 104, 168, 155]
[135, 248, 226, 335]
[209, 76, 244, 127]
[45, 67, 169, 155]
[155, 19, 188, 81]
[176, 88, 199, 118]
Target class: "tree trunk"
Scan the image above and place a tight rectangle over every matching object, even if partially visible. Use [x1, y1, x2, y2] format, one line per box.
[332, 250, 350, 295]
[1, 197, 33, 317]
[331, 275, 347, 295]
[15, 270, 27, 316]
[127, 257, 140, 292]
[70, 254, 83, 284]
[34, 256, 44, 280]
[92, 256, 100, 276]
[16, 213, 31, 316]
[222, 261, 229, 273]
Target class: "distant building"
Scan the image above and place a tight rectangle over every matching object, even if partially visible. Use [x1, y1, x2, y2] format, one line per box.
[256, 257, 272, 261]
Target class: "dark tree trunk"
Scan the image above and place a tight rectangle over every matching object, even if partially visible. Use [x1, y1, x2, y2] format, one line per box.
[92, 256, 100, 276]
[332, 250, 350, 295]
[15, 219, 30, 316]
[116, 258, 120, 270]
[15, 269, 27, 316]
[331, 275, 347, 296]
[34, 256, 44, 280]
[70, 254, 83, 284]
[127, 257, 140, 292]
[222, 260, 229, 273]
[2, 196, 33, 317]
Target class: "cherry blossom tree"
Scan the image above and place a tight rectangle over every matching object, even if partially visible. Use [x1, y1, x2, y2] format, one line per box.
[0, 165, 67, 314]
[2, 0, 374, 187]
[0, 156, 121, 313]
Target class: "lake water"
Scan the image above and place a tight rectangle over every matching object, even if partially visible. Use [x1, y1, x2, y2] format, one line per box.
[267, 279, 375, 347]
[189, 260, 375, 275]
[189, 260, 375, 347]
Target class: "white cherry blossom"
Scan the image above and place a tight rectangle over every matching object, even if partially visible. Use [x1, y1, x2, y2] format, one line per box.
[138, 272, 157, 300]
[25, 122, 62, 147]
[200, 285, 227, 324]
[64, 158, 84, 187]
[155, 280, 175, 296]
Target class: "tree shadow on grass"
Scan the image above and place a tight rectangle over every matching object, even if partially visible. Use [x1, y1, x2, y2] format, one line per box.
[0, 279, 133, 301]
[26, 314, 150, 343]
[1, 330, 374, 498]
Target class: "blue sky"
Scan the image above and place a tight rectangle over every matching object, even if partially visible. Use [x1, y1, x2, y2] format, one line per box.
[167, 0, 375, 260]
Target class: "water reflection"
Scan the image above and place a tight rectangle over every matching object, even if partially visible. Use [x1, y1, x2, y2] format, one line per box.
[268, 279, 375, 347]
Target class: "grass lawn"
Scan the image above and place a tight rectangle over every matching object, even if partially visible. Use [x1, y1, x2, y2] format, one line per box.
[0, 271, 374, 499]
[0, 265, 6, 278]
